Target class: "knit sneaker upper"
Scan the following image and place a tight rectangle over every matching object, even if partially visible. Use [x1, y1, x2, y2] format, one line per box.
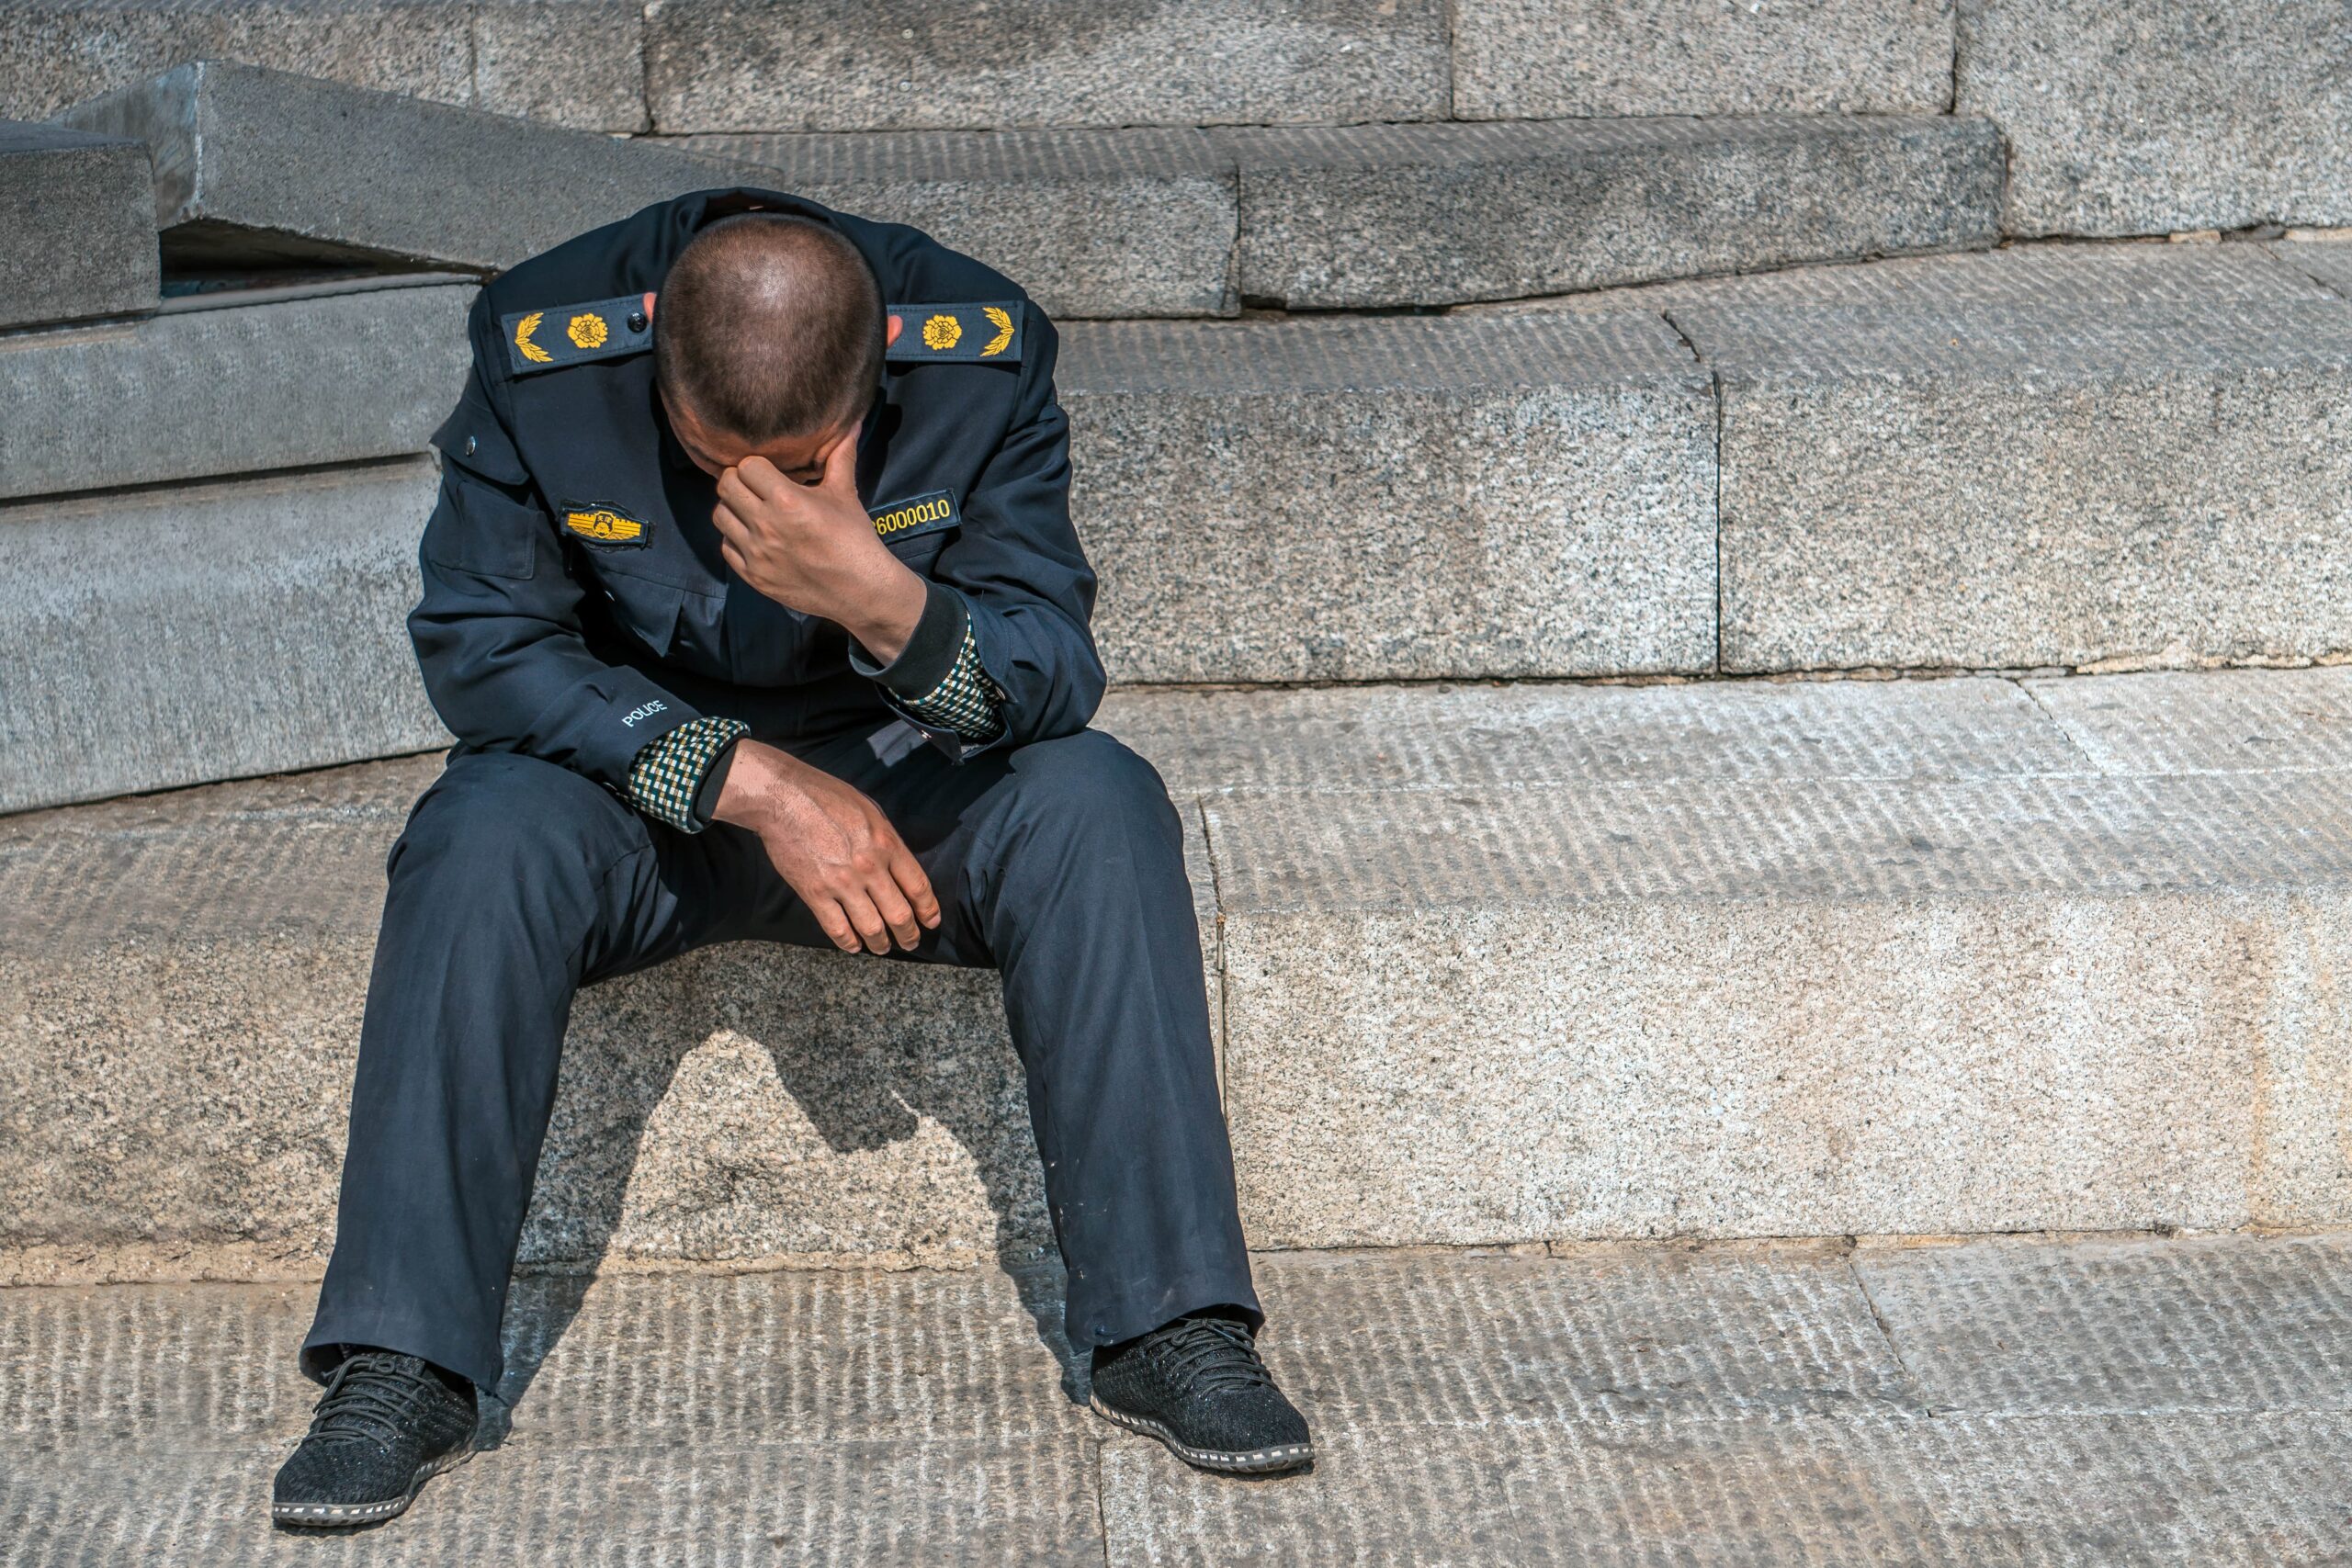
[1090, 1313, 1312, 1469]
[273, 1349, 477, 1524]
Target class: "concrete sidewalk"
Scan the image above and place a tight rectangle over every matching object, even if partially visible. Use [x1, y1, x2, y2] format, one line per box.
[6, 1232, 2349, 1563]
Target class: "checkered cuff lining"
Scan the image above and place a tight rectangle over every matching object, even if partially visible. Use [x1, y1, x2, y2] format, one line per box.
[626, 716, 749, 832]
[898, 622, 1005, 742]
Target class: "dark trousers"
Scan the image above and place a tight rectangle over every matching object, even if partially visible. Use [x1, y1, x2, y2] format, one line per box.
[301, 720, 1258, 1393]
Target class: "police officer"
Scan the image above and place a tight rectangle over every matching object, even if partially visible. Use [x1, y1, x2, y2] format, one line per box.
[272, 189, 1312, 1529]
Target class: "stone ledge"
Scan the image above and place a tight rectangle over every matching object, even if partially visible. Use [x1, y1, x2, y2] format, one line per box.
[0, 276, 474, 501]
[0, 118, 157, 329]
[1216, 116, 2002, 310]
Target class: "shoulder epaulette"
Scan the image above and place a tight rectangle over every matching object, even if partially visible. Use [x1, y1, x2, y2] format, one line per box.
[887, 301, 1023, 366]
[501, 295, 652, 376]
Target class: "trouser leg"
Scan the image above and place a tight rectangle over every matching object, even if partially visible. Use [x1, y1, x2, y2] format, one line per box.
[300, 751, 677, 1393]
[846, 728, 1261, 1348]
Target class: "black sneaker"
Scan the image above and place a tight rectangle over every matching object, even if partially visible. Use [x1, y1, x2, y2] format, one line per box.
[1089, 1312, 1313, 1474]
[272, 1348, 478, 1528]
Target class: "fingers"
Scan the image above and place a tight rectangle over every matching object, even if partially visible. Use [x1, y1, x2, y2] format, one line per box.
[810, 898, 863, 954]
[870, 879, 922, 951]
[889, 846, 942, 931]
[820, 423, 862, 497]
[731, 454, 785, 502]
[836, 887, 895, 955]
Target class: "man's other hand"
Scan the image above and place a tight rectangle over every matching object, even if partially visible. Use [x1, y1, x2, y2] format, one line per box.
[711, 434, 928, 663]
[712, 739, 942, 954]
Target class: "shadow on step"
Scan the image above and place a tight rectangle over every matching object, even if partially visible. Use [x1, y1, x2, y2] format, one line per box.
[462, 940, 1081, 1442]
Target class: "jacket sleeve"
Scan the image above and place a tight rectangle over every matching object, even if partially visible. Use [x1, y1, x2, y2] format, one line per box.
[854, 302, 1104, 761]
[408, 368, 706, 792]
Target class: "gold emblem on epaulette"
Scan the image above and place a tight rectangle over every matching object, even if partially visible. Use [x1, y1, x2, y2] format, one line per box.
[514, 310, 553, 364]
[980, 306, 1015, 357]
[922, 313, 963, 351]
[568, 312, 608, 349]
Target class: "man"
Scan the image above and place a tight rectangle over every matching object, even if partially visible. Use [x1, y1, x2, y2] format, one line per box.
[271, 189, 1311, 1529]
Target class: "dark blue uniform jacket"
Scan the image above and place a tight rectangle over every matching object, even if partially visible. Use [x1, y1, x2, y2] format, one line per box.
[413, 187, 1104, 793]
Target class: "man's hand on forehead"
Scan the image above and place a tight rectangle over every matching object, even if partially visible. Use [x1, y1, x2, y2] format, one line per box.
[710, 426, 929, 666]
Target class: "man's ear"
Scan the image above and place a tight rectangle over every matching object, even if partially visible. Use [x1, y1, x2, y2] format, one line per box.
[886, 313, 902, 348]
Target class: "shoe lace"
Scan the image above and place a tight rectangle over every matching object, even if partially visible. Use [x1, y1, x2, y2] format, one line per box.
[305, 1352, 449, 1449]
[1144, 1315, 1274, 1399]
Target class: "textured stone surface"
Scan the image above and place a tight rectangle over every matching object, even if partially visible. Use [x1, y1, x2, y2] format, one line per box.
[1101, 674, 2086, 794]
[57, 61, 747, 271]
[2274, 240, 2352, 299]
[1103, 1415, 2352, 1565]
[1958, 0, 2352, 236]
[10, 1440, 1108, 1564]
[0, 119, 156, 329]
[1685, 299, 2352, 673]
[644, 0, 1449, 132]
[0, 462, 451, 814]
[0, 1247, 1905, 1446]
[0, 277, 472, 501]
[682, 128, 1237, 319]
[1218, 866, 2345, 1247]
[1059, 311, 1717, 682]
[1218, 116, 2002, 310]
[1453, 0, 1955, 118]
[13, 672, 2352, 1267]
[15, 1235, 2352, 1565]
[0, 759, 1221, 1268]
[0, 1, 643, 130]
[1857, 1234, 2352, 1414]
[2025, 666, 2352, 777]
[470, 0, 646, 131]
[1508, 240, 2335, 316]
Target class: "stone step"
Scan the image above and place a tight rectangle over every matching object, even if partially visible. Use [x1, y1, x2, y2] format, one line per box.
[17, 253, 2352, 807]
[1958, 0, 2352, 239]
[0, 275, 473, 502]
[0, 0, 648, 132]
[48, 60, 2009, 318]
[54, 61, 751, 273]
[0, 306, 1714, 809]
[1059, 310, 1717, 684]
[680, 127, 1239, 320]
[1206, 116, 2000, 310]
[691, 114, 2003, 315]
[0, 119, 157, 329]
[9, 669, 2352, 1281]
[9, 1235, 2346, 1561]
[0, 460, 448, 815]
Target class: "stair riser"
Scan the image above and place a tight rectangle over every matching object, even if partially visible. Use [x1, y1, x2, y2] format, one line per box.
[0, 807, 1220, 1276]
[1221, 118, 2000, 311]
[0, 121, 157, 330]
[0, 282, 472, 503]
[0, 462, 447, 815]
[1224, 896, 2350, 1248]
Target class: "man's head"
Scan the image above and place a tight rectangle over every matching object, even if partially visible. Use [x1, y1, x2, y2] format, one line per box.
[653, 213, 886, 480]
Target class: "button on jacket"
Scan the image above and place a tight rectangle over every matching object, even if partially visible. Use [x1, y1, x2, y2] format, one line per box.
[413, 186, 1107, 790]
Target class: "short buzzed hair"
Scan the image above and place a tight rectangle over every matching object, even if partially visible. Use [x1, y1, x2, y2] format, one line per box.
[653, 214, 885, 444]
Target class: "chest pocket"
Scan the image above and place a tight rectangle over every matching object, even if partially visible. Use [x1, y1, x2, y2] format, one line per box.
[869, 490, 960, 570]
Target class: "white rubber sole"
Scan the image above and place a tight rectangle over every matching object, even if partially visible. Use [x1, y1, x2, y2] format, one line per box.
[1090, 1396, 1314, 1474]
[271, 1446, 473, 1529]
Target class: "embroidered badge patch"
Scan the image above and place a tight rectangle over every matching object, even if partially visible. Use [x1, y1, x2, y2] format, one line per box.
[503, 296, 653, 376]
[869, 490, 960, 547]
[885, 302, 1023, 366]
[562, 503, 651, 547]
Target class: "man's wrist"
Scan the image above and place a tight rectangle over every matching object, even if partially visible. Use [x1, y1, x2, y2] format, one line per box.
[833, 553, 931, 665]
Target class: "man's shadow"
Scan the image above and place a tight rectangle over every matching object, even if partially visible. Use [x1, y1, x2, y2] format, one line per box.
[475, 940, 1086, 1446]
